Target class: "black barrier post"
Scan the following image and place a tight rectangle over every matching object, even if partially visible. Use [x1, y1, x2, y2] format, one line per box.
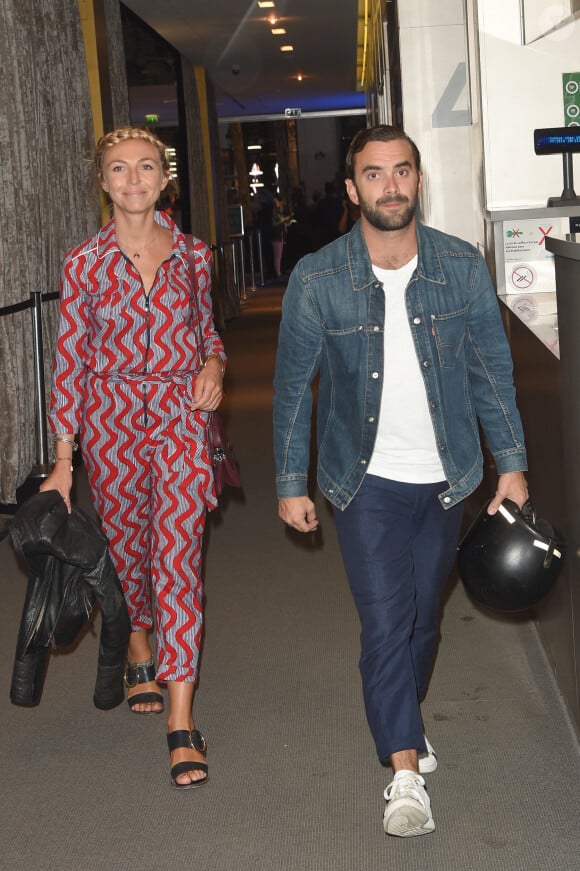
[246, 232, 257, 293]
[0, 291, 59, 504]
[30, 291, 49, 469]
[255, 229, 265, 286]
[234, 237, 246, 300]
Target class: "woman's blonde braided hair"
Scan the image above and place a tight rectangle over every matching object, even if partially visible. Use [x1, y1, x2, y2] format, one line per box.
[94, 126, 170, 176]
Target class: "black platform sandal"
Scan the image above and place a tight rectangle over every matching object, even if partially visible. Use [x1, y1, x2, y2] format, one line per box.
[167, 729, 208, 790]
[124, 657, 164, 713]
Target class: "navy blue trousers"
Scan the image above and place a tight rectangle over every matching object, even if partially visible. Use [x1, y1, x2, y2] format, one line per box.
[333, 475, 464, 763]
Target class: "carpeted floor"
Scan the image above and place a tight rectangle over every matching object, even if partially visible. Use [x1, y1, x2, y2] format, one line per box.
[1, 285, 579, 871]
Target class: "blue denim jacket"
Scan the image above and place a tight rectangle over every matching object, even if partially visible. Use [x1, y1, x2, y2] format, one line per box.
[273, 220, 527, 510]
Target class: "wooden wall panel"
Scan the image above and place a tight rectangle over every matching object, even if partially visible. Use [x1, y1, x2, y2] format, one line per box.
[0, 0, 100, 502]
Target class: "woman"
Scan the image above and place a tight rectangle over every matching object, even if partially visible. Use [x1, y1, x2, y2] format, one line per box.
[40, 126, 226, 789]
[272, 194, 292, 278]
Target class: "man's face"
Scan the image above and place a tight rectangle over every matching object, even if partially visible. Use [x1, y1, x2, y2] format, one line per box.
[345, 139, 422, 232]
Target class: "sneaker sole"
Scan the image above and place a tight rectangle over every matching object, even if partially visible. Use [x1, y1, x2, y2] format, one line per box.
[383, 801, 435, 837]
[418, 752, 438, 774]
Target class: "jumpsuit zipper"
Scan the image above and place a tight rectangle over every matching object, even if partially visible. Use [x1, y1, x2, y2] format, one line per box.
[143, 292, 151, 426]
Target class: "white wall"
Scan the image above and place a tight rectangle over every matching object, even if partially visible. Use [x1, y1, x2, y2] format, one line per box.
[398, 0, 484, 246]
[478, 1, 580, 209]
[394, 0, 580, 239]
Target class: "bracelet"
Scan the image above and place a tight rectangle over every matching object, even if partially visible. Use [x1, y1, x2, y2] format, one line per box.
[54, 458, 74, 471]
[204, 354, 225, 376]
[54, 435, 78, 451]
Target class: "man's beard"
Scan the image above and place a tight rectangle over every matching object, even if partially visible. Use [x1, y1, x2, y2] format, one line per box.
[358, 192, 418, 231]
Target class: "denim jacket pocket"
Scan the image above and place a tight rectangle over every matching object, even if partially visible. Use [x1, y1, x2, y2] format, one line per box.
[431, 310, 466, 369]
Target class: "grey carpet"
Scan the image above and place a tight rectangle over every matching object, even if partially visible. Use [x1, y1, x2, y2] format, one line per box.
[1, 286, 579, 871]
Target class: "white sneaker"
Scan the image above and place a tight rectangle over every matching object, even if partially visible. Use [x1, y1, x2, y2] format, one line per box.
[383, 770, 435, 837]
[418, 734, 438, 774]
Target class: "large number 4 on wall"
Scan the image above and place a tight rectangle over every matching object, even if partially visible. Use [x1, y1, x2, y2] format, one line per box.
[432, 62, 471, 128]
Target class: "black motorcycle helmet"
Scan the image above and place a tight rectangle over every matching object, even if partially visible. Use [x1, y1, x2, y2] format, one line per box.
[457, 499, 564, 612]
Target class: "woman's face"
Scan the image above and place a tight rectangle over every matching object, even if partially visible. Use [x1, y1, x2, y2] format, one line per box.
[99, 138, 169, 215]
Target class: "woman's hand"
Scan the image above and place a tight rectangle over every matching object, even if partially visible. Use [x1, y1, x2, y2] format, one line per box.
[190, 357, 224, 411]
[39, 465, 74, 513]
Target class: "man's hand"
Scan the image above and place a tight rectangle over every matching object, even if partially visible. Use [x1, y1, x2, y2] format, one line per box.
[487, 471, 529, 515]
[278, 496, 319, 533]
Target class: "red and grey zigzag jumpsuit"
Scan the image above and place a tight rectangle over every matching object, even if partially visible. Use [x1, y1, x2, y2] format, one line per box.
[48, 212, 226, 683]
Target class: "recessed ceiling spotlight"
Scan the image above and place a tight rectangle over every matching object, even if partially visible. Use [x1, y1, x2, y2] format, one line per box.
[280, 44, 294, 52]
[258, 1, 275, 7]
[268, 15, 277, 24]
[271, 28, 286, 35]
[297, 74, 303, 82]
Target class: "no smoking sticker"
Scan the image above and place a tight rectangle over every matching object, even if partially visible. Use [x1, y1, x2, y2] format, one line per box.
[510, 264, 537, 291]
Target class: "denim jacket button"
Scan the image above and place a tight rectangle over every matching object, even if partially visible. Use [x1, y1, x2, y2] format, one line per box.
[360, 459, 367, 465]
[422, 360, 430, 368]
[372, 372, 379, 379]
[368, 416, 375, 423]
[443, 496, 451, 504]
[413, 316, 421, 325]
[373, 325, 380, 332]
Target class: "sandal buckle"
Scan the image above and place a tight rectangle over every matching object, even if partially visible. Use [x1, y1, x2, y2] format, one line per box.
[124, 657, 155, 689]
[189, 730, 207, 753]
[124, 671, 136, 689]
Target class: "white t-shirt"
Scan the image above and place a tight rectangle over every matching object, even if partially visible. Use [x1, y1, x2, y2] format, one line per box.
[367, 258, 446, 483]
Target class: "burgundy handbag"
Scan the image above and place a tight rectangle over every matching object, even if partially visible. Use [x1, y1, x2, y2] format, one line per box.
[206, 408, 241, 495]
[185, 236, 241, 496]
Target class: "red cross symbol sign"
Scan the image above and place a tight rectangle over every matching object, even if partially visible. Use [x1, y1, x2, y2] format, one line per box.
[538, 226, 553, 246]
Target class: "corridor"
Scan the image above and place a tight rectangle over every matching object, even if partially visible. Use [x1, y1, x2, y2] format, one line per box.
[1, 284, 579, 871]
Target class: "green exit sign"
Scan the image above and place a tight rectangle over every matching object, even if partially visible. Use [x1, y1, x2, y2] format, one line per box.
[563, 73, 580, 126]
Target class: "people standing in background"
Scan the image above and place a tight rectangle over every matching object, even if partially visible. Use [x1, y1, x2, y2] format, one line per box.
[316, 181, 344, 245]
[273, 124, 528, 837]
[255, 188, 275, 280]
[40, 125, 226, 790]
[338, 192, 360, 235]
[272, 194, 293, 278]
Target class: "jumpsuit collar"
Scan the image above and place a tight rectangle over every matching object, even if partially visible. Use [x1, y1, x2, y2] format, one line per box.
[94, 211, 187, 266]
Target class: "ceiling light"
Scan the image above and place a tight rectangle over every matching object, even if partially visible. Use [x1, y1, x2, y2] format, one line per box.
[280, 44, 294, 52]
[268, 15, 277, 24]
[258, 1, 275, 7]
[271, 28, 286, 35]
[297, 74, 303, 82]
[247, 144, 262, 150]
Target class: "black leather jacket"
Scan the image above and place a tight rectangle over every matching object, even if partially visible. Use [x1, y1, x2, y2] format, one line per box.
[9, 490, 130, 709]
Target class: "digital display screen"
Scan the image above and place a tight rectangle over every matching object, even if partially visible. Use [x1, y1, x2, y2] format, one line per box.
[534, 127, 580, 155]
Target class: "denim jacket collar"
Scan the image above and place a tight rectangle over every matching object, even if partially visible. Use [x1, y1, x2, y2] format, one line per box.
[346, 219, 447, 289]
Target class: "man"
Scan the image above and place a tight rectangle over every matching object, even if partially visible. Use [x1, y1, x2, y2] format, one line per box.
[273, 125, 528, 837]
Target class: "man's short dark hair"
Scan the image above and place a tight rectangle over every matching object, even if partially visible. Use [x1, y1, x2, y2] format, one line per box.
[345, 125, 422, 179]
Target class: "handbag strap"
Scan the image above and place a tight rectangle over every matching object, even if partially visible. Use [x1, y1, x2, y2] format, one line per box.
[184, 234, 206, 366]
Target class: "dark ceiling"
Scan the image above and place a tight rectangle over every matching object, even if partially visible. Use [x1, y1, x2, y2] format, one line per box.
[121, 0, 365, 122]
